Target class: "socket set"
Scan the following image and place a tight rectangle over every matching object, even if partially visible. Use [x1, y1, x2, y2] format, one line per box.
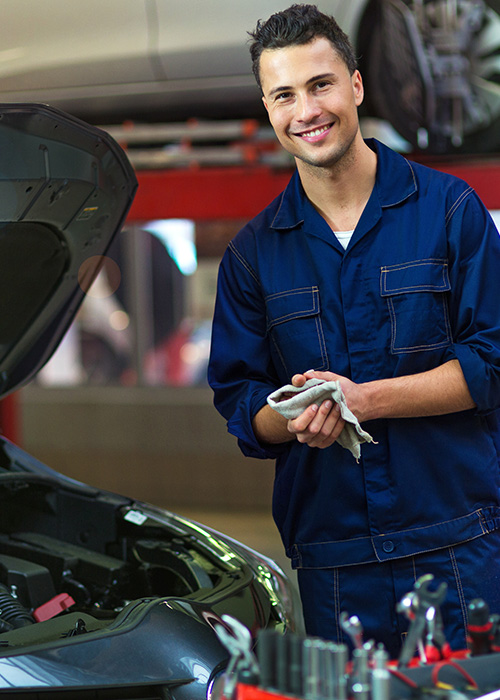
[214, 573, 500, 700]
[255, 629, 389, 700]
[225, 626, 500, 700]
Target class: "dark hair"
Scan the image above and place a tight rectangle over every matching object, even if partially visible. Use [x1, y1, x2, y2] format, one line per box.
[249, 4, 357, 91]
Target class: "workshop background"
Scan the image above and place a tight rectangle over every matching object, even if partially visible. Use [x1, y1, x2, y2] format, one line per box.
[1, 0, 500, 589]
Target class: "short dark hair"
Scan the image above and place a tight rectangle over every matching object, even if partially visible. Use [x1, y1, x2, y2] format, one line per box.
[249, 4, 358, 91]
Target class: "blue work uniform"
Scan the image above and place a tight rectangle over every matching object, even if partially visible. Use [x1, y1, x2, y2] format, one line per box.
[208, 139, 500, 653]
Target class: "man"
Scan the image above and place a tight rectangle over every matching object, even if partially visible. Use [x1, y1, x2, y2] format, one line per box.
[208, 3, 500, 657]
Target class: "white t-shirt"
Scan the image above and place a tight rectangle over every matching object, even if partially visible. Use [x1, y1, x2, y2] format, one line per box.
[334, 230, 354, 249]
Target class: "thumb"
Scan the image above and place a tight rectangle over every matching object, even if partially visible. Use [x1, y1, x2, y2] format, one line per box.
[291, 373, 310, 387]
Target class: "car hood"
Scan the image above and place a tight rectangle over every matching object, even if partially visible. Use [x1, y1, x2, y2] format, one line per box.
[0, 103, 137, 397]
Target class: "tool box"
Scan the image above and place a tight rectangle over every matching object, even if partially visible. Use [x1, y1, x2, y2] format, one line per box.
[215, 575, 500, 700]
[221, 647, 500, 700]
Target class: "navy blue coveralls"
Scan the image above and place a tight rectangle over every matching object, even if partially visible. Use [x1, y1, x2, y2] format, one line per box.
[208, 139, 500, 655]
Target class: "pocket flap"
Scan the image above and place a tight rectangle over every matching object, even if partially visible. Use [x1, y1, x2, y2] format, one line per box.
[266, 286, 320, 330]
[380, 259, 450, 297]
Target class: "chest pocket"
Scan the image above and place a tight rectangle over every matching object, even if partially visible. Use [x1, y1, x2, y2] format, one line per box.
[380, 259, 452, 354]
[265, 286, 328, 377]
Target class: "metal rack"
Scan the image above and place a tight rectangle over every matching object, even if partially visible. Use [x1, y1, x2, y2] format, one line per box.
[103, 118, 293, 170]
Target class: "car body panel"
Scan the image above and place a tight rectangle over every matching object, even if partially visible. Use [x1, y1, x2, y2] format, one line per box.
[0, 103, 137, 397]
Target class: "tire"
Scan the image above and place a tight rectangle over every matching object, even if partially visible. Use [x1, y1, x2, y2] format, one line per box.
[358, 0, 500, 154]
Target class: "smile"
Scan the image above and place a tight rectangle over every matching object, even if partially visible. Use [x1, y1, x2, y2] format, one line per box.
[296, 123, 333, 142]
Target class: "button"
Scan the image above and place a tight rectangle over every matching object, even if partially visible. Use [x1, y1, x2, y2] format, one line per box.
[382, 540, 394, 553]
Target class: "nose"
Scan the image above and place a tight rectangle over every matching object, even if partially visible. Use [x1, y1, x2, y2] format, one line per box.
[295, 92, 322, 123]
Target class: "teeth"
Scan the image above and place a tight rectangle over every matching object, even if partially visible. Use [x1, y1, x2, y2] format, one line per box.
[303, 125, 329, 137]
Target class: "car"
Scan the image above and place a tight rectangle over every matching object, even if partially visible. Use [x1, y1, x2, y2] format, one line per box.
[0, 102, 298, 698]
[0, 0, 499, 154]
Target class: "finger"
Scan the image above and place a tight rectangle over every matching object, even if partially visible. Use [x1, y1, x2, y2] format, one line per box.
[314, 415, 346, 449]
[309, 370, 340, 383]
[291, 373, 308, 387]
[290, 401, 336, 446]
[306, 402, 344, 448]
[287, 403, 319, 435]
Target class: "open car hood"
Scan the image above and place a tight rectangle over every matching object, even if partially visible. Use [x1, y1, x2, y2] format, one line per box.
[0, 103, 137, 398]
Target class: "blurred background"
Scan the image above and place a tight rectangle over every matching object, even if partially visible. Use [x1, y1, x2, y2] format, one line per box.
[1, 0, 500, 583]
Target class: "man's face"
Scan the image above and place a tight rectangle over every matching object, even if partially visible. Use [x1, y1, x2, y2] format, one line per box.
[260, 37, 364, 170]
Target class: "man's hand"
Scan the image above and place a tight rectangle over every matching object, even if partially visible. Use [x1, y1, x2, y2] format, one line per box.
[252, 371, 348, 449]
[282, 371, 346, 449]
[294, 370, 370, 421]
[252, 360, 475, 449]
[287, 399, 345, 448]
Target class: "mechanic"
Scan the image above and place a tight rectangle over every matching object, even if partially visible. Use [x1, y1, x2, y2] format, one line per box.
[207, 3, 500, 657]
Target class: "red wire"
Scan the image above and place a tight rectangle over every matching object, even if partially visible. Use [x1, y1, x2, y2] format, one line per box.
[431, 660, 478, 689]
[388, 668, 419, 688]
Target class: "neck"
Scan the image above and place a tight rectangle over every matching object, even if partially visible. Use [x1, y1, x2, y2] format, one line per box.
[297, 137, 377, 232]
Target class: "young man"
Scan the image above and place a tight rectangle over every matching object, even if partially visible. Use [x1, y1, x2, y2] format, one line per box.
[208, 4, 500, 657]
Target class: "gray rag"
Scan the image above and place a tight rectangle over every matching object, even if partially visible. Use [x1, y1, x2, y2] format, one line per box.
[267, 377, 375, 460]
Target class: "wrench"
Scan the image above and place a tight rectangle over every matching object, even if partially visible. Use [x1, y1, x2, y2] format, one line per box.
[397, 574, 448, 667]
[340, 611, 364, 650]
[215, 614, 259, 696]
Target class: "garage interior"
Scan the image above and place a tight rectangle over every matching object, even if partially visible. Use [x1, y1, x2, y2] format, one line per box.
[0, 0, 499, 597]
[11, 142, 500, 611]
[0, 0, 500, 695]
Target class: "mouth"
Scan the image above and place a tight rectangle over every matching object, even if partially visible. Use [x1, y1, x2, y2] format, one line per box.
[295, 123, 333, 143]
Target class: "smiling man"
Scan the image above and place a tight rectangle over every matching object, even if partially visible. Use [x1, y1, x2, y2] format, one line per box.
[261, 37, 365, 170]
[208, 4, 500, 657]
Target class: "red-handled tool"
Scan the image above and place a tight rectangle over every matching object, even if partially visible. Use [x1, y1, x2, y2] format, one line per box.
[467, 598, 493, 656]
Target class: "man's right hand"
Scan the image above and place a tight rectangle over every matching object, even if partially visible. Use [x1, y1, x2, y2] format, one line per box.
[287, 396, 346, 449]
[252, 371, 346, 449]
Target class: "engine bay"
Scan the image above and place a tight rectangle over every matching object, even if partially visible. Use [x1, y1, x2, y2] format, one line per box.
[0, 474, 227, 648]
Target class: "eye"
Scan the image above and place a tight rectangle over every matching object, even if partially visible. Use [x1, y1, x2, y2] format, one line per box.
[275, 91, 293, 102]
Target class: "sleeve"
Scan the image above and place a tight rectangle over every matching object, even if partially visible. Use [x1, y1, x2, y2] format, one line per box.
[208, 236, 288, 460]
[444, 188, 500, 413]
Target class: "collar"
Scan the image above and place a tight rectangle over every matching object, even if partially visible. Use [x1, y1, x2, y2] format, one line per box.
[270, 139, 418, 231]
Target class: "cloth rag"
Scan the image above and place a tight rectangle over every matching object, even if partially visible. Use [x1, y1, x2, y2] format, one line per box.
[267, 378, 375, 460]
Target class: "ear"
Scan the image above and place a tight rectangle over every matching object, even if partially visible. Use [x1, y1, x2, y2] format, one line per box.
[262, 95, 270, 114]
[352, 69, 364, 107]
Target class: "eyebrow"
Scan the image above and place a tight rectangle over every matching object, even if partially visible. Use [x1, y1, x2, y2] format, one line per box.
[267, 73, 337, 97]
[268, 84, 293, 98]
